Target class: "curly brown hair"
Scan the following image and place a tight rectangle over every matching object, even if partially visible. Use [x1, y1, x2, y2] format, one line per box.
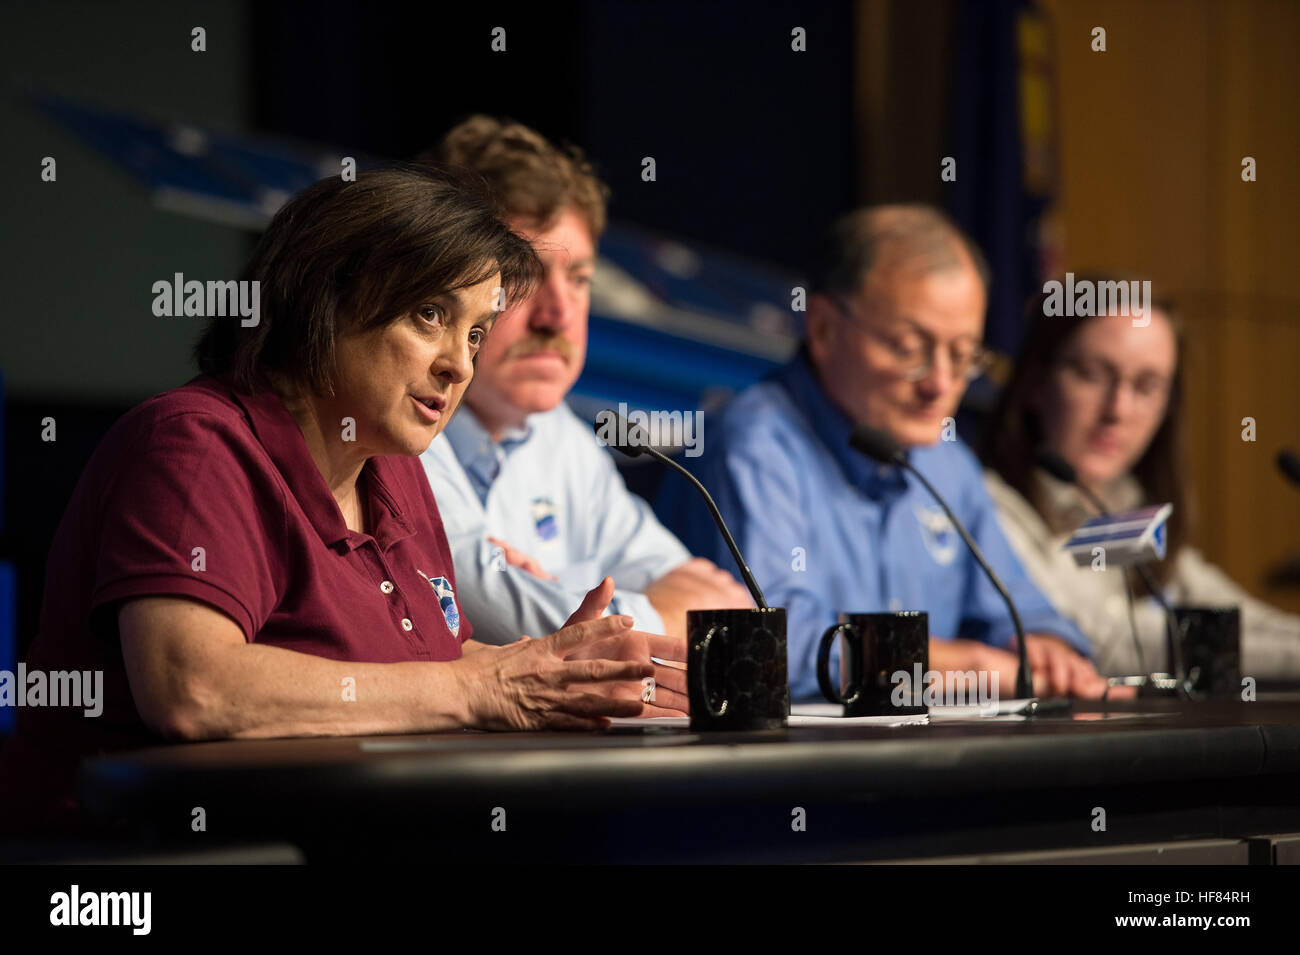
[424, 115, 609, 239]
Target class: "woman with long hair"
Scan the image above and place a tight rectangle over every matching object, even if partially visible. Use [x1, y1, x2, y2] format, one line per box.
[983, 280, 1300, 679]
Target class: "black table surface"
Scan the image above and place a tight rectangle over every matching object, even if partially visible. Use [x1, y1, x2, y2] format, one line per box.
[76, 699, 1300, 862]
[80, 700, 1300, 805]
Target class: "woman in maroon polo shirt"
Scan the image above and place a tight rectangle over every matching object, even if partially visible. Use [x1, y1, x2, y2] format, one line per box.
[1, 165, 682, 830]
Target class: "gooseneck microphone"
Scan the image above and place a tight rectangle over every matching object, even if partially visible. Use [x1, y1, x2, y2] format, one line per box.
[1034, 449, 1173, 612]
[594, 411, 768, 610]
[849, 424, 1034, 701]
[1034, 448, 1186, 688]
[1278, 448, 1300, 487]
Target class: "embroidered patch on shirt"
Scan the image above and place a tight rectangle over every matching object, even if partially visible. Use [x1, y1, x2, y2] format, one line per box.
[418, 570, 461, 637]
[530, 497, 559, 542]
[913, 504, 959, 566]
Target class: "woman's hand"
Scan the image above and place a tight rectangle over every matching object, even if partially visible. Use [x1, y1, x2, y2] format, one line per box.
[454, 578, 656, 730]
[560, 578, 689, 716]
[567, 631, 689, 716]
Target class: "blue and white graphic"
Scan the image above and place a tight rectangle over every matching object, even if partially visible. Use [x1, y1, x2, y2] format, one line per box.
[913, 504, 959, 566]
[531, 497, 559, 542]
[419, 571, 461, 637]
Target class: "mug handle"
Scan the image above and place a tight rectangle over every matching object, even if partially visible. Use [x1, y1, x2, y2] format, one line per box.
[817, 623, 862, 705]
[692, 625, 730, 717]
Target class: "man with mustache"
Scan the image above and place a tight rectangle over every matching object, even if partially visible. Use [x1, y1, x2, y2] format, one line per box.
[419, 117, 750, 648]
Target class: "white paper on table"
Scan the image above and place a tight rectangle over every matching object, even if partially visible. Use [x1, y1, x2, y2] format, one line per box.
[606, 700, 1043, 728]
[606, 711, 928, 729]
[606, 717, 690, 728]
[789, 713, 927, 727]
[789, 702, 927, 726]
[796, 701, 1035, 719]
[926, 699, 1035, 719]
[791, 703, 846, 717]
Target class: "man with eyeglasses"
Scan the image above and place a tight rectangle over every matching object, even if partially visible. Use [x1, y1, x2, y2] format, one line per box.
[658, 204, 1108, 701]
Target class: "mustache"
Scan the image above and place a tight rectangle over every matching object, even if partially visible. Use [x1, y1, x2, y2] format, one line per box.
[506, 334, 573, 361]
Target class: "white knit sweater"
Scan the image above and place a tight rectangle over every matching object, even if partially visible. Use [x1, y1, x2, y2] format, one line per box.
[984, 469, 1300, 681]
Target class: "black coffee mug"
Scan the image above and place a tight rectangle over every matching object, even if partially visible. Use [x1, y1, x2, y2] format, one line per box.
[687, 608, 789, 731]
[817, 611, 929, 716]
[1171, 605, 1241, 700]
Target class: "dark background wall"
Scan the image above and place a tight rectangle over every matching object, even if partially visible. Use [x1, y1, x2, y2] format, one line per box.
[251, 0, 856, 268]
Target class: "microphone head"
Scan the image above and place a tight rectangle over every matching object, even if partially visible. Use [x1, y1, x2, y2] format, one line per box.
[1034, 447, 1078, 485]
[593, 409, 647, 458]
[1278, 448, 1300, 487]
[848, 424, 905, 465]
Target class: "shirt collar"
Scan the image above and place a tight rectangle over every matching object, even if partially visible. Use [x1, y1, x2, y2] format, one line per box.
[773, 349, 910, 502]
[221, 377, 415, 552]
[360, 463, 418, 552]
[443, 402, 534, 494]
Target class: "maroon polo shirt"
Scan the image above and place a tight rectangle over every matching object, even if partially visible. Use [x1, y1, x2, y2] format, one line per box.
[0, 375, 471, 831]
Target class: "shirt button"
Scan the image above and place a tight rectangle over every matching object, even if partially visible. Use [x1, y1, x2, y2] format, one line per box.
[380, 581, 395, 594]
[401, 618, 413, 632]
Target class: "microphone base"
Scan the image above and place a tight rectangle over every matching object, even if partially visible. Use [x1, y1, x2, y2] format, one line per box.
[1021, 697, 1069, 717]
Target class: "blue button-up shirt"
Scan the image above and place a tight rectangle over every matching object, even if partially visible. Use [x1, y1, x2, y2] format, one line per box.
[656, 353, 1089, 701]
[421, 401, 691, 645]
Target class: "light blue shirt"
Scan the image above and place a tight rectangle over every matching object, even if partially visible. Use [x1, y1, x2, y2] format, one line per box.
[657, 352, 1090, 701]
[421, 401, 691, 645]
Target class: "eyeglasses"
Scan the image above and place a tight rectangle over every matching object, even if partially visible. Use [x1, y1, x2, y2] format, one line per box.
[1057, 355, 1172, 407]
[830, 297, 991, 383]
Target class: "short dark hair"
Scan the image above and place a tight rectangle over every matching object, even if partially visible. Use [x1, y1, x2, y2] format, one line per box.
[809, 203, 991, 299]
[195, 164, 542, 395]
[981, 275, 1187, 588]
[423, 115, 609, 239]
